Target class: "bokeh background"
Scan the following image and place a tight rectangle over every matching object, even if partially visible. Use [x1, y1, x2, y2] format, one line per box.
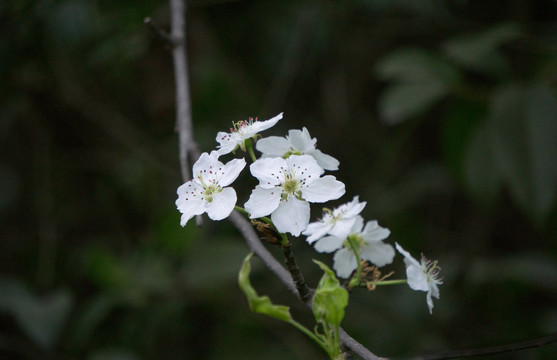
[2, 0, 557, 359]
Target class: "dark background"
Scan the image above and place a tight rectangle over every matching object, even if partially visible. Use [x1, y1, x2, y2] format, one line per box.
[1, 0, 557, 359]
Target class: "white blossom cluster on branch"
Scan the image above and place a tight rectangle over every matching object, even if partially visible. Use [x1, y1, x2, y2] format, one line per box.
[175, 113, 442, 314]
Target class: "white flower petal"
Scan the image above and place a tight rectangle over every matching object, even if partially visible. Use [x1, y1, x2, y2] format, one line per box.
[218, 158, 246, 187]
[206, 187, 237, 220]
[250, 157, 286, 188]
[308, 149, 340, 171]
[333, 248, 358, 278]
[285, 154, 324, 179]
[430, 282, 440, 299]
[215, 132, 241, 155]
[271, 196, 310, 236]
[303, 221, 333, 243]
[362, 221, 391, 242]
[349, 216, 365, 233]
[426, 289, 435, 314]
[287, 128, 316, 153]
[302, 175, 345, 203]
[314, 235, 345, 253]
[244, 186, 281, 218]
[395, 243, 421, 268]
[406, 264, 429, 291]
[178, 201, 206, 226]
[249, 112, 283, 133]
[176, 181, 206, 226]
[329, 217, 358, 239]
[342, 196, 367, 218]
[256, 136, 291, 157]
[192, 152, 217, 177]
[361, 242, 395, 267]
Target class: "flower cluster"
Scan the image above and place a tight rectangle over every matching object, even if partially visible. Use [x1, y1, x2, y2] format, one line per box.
[175, 113, 442, 313]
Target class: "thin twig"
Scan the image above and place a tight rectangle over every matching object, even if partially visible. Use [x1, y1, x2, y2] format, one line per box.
[169, 0, 199, 182]
[407, 332, 557, 360]
[168, 0, 202, 225]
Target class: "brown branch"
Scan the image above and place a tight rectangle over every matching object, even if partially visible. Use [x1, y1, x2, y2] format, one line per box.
[281, 244, 312, 303]
[407, 332, 557, 360]
[228, 212, 386, 360]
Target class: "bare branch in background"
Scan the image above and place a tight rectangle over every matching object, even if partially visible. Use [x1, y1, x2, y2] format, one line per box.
[169, 0, 199, 183]
[408, 332, 557, 360]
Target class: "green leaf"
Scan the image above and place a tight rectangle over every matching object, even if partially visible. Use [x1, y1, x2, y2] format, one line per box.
[376, 48, 459, 84]
[375, 48, 459, 124]
[312, 261, 349, 327]
[490, 84, 557, 222]
[377, 82, 449, 125]
[238, 253, 292, 322]
[0, 279, 74, 349]
[443, 23, 521, 77]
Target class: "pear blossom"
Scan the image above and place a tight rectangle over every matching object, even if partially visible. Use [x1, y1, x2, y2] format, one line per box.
[395, 243, 443, 314]
[176, 152, 246, 226]
[256, 127, 339, 170]
[303, 196, 366, 243]
[328, 217, 394, 278]
[216, 113, 283, 155]
[244, 155, 345, 236]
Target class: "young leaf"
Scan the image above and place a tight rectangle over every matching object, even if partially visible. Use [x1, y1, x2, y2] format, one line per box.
[238, 253, 292, 322]
[312, 260, 349, 327]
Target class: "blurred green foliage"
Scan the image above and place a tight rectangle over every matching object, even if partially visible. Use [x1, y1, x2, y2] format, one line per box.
[1, 0, 557, 359]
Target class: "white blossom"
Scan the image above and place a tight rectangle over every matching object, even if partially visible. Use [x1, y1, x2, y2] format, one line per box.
[330, 217, 394, 278]
[256, 127, 339, 170]
[244, 155, 345, 236]
[303, 196, 366, 244]
[395, 243, 443, 314]
[216, 113, 283, 155]
[176, 152, 246, 226]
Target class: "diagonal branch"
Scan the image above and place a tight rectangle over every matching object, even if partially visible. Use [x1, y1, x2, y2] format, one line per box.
[281, 243, 313, 303]
[228, 211, 386, 360]
[407, 332, 557, 360]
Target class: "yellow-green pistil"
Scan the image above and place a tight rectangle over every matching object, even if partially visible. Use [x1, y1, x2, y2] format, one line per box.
[281, 171, 303, 200]
[198, 175, 222, 203]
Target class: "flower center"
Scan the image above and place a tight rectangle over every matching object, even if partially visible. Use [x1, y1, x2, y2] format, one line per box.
[198, 175, 222, 203]
[420, 255, 443, 284]
[281, 170, 302, 200]
[230, 117, 257, 136]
